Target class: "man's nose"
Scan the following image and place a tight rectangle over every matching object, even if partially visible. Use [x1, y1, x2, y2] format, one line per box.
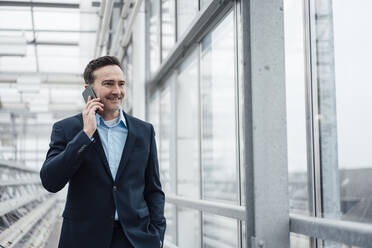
[112, 84, 121, 94]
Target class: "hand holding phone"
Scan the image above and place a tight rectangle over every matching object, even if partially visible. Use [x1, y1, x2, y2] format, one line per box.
[82, 86, 103, 138]
[82, 85, 97, 103]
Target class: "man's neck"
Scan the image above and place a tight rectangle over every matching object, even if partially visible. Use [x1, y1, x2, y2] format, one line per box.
[99, 109, 120, 121]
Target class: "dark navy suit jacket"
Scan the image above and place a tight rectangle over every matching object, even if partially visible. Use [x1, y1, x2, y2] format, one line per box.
[40, 111, 166, 248]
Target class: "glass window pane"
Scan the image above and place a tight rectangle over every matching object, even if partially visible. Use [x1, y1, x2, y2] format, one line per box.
[164, 203, 177, 246]
[176, 0, 198, 39]
[284, 0, 309, 215]
[159, 86, 172, 194]
[178, 207, 201, 248]
[176, 50, 200, 198]
[333, 0, 372, 224]
[148, 93, 160, 147]
[203, 213, 238, 248]
[314, 0, 372, 224]
[122, 44, 133, 111]
[161, 0, 176, 60]
[290, 233, 310, 248]
[149, 0, 161, 75]
[200, 12, 237, 203]
[319, 239, 362, 248]
[200, 0, 212, 10]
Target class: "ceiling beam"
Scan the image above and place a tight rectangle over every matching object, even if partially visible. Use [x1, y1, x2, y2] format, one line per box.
[0, 28, 96, 33]
[27, 41, 79, 46]
[92, 1, 123, 8]
[0, 1, 79, 9]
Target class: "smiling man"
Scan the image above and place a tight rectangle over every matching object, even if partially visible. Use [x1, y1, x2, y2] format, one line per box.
[40, 56, 166, 248]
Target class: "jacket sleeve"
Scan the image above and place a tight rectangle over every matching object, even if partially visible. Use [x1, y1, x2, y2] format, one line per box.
[40, 122, 92, 193]
[144, 124, 166, 244]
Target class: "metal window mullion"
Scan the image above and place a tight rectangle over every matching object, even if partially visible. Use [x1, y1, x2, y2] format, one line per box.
[144, 0, 151, 85]
[170, 74, 179, 246]
[303, 0, 321, 247]
[241, 0, 289, 247]
[159, 0, 163, 64]
[232, 2, 242, 248]
[197, 41, 204, 248]
[240, 0, 254, 246]
[304, 0, 343, 248]
[174, 0, 178, 42]
[308, 0, 323, 221]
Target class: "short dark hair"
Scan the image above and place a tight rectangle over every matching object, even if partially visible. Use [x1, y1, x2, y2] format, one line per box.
[83, 56, 122, 85]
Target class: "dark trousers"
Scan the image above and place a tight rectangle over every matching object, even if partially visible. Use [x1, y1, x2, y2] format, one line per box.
[110, 221, 133, 248]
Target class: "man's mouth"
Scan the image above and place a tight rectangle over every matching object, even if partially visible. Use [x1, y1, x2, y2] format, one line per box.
[106, 96, 122, 101]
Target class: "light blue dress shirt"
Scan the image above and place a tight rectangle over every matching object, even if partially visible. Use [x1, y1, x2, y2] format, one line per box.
[95, 108, 128, 220]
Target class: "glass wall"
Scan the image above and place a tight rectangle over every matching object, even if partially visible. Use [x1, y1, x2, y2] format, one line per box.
[161, 0, 176, 60]
[200, 0, 212, 9]
[178, 207, 201, 248]
[176, 0, 198, 39]
[159, 85, 172, 194]
[145, 1, 240, 246]
[149, 0, 161, 74]
[122, 43, 133, 112]
[286, 0, 372, 246]
[203, 213, 238, 248]
[200, 12, 237, 204]
[140, 0, 372, 247]
[148, 0, 200, 74]
[284, 0, 310, 216]
[314, 0, 372, 224]
[176, 50, 200, 199]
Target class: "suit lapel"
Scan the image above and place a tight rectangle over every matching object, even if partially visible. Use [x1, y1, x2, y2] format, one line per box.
[77, 114, 113, 181]
[92, 131, 114, 181]
[115, 111, 136, 183]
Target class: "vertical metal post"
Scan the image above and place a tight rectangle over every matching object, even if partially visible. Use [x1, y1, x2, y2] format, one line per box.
[241, 0, 289, 247]
[234, 3, 243, 248]
[144, 0, 151, 100]
[303, 0, 319, 247]
[314, 1, 340, 247]
[170, 74, 179, 246]
[159, 0, 163, 63]
[314, 0, 340, 220]
[197, 43, 204, 248]
[304, 0, 340, 247]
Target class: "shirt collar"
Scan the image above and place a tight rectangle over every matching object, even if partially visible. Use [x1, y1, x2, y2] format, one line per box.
[95, 106, 127, 128]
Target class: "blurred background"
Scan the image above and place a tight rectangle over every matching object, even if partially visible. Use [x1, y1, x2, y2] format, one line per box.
[0, 0, 372, 247]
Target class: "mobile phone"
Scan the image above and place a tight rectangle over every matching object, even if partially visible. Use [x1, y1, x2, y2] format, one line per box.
[82, 85, 97, 103]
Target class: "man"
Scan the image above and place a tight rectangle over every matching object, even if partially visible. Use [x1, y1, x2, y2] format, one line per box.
[40, 56, 166, 248]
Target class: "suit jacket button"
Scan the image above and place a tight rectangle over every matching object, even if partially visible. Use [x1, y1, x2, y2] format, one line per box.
[113, 186, 117, 191]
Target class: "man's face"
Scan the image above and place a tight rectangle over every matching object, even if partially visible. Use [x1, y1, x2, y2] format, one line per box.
[89, 64, 126, 113]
